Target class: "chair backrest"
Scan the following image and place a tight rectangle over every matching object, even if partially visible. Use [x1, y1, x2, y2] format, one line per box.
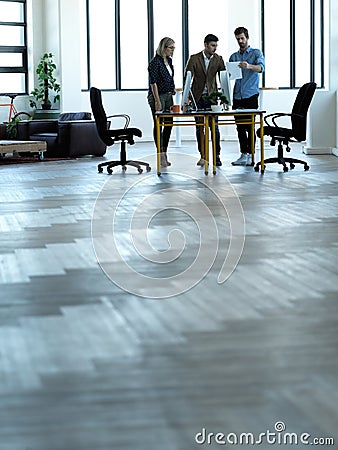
[291, 82, 316, 141]
[89, 87, 115, 146]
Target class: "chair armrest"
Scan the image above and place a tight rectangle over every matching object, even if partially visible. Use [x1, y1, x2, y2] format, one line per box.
[107, 114, 130, 128]
[264, 112, 304, 129]
[264, 112, 291, 127]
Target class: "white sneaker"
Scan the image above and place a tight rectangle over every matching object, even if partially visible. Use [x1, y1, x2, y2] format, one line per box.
[232, 153, 249, 166]
[246, 154, 253, 166]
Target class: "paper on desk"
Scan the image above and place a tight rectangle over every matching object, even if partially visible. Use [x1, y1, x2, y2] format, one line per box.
[226, 62, 242, 80]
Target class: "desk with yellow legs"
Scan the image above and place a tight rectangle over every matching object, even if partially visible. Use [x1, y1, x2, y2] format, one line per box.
[155, 111, 210, 176]
[209, 109, 266, 174]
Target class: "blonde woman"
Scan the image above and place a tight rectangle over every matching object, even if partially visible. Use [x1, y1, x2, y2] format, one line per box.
[148, 37, 175, 167]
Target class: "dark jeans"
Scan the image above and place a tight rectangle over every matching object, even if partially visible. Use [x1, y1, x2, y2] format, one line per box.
[148, 92, 173, 149]
[195, 97, 221, 157]
[233, 94, 259, 154]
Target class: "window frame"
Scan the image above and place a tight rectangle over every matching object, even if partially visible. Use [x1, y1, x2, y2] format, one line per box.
[261, 0, 325, 89]
[0, 0, 28, 94]
[82, 0, 325, 92]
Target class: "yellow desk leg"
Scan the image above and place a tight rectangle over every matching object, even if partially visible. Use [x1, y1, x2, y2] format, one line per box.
[211, 116, 217, 175]
[260, 113, 265, 173]
[156, 115, 161, 175]
[251, 113, 255, 166]
[200, 121, 205, 162]
[204, 115, 209, 175]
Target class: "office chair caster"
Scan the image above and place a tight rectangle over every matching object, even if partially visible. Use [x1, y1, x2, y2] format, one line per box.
[122, 166, 127, 171]
[146, 166, 151, 172]
[138, 168, 143, 173]
[290, 163, 295, 170]
[283, 166, 289, 172]
[98, 166, 103, 173]
[254, 164, 265, 172]
[107, 168, 113, 174]
[304, 164, 310, 171]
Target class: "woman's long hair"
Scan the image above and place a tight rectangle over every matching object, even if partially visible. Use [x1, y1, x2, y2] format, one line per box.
[156, 37, 175, 57]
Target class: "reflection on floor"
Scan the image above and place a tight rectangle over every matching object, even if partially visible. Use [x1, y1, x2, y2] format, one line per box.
[0, 141, 337, 449]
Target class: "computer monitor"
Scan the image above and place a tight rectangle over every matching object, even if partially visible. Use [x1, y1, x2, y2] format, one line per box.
[220, 70, 233, 107]
[181, 71, 197, 110]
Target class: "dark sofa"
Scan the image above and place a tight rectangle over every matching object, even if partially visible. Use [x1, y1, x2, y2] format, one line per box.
[16, 112, 106, 157]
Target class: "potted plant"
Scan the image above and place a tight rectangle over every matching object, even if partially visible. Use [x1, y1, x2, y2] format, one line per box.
[30, 53, 61, 110]
[203, 90, 229, 110]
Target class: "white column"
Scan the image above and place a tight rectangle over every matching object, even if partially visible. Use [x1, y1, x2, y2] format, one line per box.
[175, 89, 182, 147]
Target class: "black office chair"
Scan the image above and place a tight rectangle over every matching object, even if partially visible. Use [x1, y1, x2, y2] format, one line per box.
[255, 82, 316, 173]
[90, 87, 150, 174]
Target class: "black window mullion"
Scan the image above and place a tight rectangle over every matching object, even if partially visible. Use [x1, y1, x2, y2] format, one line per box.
[290, 0, 296, 88]
[320, 0, 324, 88]
[115, 0, 121, 90]
[182, 0, 189, 77]
[23, 0, 28, 93]
[86, 0, 90, 90]
[261, 0, 265, 87]
[147, 0, 154, 64]
[310, 0, 315, 82]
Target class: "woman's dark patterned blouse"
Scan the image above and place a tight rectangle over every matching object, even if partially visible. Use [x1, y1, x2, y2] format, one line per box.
[148, 54, 175, 95]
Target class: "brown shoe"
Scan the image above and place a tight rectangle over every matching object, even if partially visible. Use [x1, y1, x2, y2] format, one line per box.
[160, 153, 168, 167]
[165, 154, 171, 166]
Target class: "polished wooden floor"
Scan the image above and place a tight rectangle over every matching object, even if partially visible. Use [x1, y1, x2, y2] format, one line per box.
[0, 141, 337, 450]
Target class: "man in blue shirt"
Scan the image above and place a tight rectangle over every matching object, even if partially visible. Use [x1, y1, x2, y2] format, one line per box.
[229, 27, 265, 166]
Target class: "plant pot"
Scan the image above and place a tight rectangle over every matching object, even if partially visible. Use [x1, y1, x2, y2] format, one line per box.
[42, 103, 52, 110]
[211, 104, 224, 113]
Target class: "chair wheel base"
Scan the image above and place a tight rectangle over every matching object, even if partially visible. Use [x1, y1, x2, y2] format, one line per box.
[254, 157, 310, 173]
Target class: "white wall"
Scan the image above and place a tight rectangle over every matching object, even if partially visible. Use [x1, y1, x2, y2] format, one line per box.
[58, 0, 82, 110]
[30, 0, 337, 151]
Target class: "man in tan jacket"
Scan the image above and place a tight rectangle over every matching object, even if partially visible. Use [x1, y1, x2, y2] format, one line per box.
[184, 34, 225, 166]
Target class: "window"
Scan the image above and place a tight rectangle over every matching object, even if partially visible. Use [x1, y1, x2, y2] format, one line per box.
[120, 0, 148, 89]
[188, 0, 228, 57]
[262, 0, 325, 88]
[82, 0, 326, 91]
[153, 0, 182, 88]
[87, 0, 116, 90]
[0, 0, 27, 94]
